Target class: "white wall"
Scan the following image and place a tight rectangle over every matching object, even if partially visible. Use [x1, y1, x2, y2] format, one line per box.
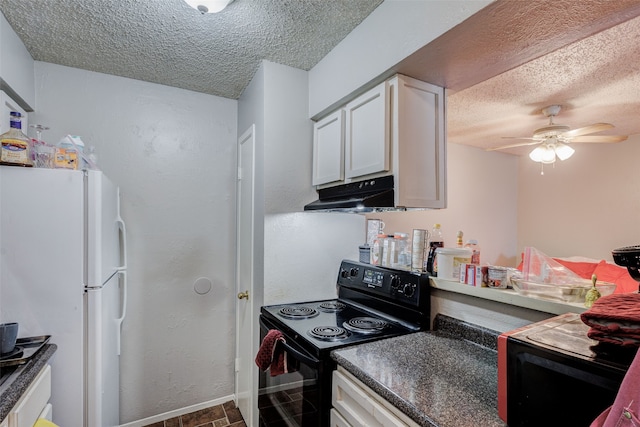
[518, 134, 640, 262]
[308, 0, 491, 118]
[367, 143, 519, 267]
[241, 60, 365, 306]
[238, 61, 364, 427]
[32, 62, 238, 424]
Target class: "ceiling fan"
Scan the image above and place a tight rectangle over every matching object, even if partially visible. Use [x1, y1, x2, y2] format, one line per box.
[487, 105, 628, 172]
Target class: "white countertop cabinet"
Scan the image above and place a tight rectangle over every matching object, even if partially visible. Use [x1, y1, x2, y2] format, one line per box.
[4, 365, 52, 427]
[311, 74, 446, 209]
[332, 367, 420, 427]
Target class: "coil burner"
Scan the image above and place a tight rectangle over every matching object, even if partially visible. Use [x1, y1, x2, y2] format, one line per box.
[308, 326, 349, 341]
[343, 317, 388, 334]
[317, 301, 346, 312]
[278, 306, 319, 319]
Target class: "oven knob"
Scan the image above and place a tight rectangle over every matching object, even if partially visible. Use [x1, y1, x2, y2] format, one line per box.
[390, 275, 401, 290]
[350, 267, 358, 277]
[340, 269, 349, 278]
[403, 283, 416, 298]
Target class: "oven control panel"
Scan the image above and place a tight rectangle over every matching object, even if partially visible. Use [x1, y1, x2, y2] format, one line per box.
[337, 260, 429, 308]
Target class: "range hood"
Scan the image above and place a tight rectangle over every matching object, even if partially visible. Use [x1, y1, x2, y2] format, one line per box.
[304, 175, 398, 213]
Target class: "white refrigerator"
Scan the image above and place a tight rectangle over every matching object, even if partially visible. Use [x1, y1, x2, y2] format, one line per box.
[0, 167, 127, 427]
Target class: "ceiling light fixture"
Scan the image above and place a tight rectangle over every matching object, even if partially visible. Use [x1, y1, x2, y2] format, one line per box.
[528, 141, 575, 175]
[184, 0, 234, 14]
[554, 142, 575, 161]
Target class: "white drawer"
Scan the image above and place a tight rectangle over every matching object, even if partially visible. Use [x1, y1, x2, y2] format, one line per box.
[331, 408, 352, 427]
[332, 368, 419, 427]
[9, 365, 51, 427]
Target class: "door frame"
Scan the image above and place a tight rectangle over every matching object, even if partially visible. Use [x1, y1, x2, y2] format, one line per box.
[235, 124, 257, 426]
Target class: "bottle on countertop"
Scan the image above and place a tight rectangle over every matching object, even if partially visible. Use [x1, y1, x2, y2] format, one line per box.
[0, 112, 33, 167]
[426, 223, 444, 275]
[456, 230, 464, 248]
[465, 239, 481, 265]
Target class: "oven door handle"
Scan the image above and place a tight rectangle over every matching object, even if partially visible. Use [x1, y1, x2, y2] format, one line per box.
[259, 317, 320, 368]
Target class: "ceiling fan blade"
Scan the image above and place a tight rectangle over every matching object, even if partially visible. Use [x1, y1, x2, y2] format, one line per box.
[570, 135, 628, 143]
[501, 136, 537, 140]
[486, 140, 542, 151]
[562, 123, 614, 137]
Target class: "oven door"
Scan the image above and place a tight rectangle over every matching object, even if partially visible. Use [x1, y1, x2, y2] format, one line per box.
[258, 315, 333, 427]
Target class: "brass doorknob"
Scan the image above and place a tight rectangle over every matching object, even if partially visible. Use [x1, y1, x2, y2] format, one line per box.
[237, 290, 249, 300]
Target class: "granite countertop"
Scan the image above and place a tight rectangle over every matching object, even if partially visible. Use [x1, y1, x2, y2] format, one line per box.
[0, 344, 57, 423]
[331, 315, 505, 427]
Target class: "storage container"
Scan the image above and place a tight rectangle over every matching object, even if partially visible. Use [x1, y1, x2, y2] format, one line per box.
[435, 248, 472, 281]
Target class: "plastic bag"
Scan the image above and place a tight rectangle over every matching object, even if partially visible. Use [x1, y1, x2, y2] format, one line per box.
[521, 246, 584, 285]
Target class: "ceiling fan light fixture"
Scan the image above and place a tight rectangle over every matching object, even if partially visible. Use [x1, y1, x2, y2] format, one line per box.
[529, 145, 556, 163]
[184, 0, 234, 13]
[554, 142, 575, 161]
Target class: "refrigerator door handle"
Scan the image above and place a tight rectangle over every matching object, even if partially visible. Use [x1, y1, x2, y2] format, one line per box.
[115, 191, 128, 355]
[115, 269, 127, 355]
[116, 215, 127, 272]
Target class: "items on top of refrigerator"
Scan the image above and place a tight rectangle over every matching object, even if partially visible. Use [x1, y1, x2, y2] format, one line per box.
[30, 124, 55, 168]
[55, 135, 84, 169]
[0, 111, 33, 167]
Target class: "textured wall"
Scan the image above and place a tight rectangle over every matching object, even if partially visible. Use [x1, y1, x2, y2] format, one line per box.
[32, 61, 238, 423]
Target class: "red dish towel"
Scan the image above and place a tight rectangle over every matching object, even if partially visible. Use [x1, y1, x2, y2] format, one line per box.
[581, 293, 640, 347]
[590, 346, 640, 426]
[255, 329, 288, 376]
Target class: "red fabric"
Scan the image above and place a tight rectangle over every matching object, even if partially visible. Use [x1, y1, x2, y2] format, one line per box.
[581, 293, 640, 347]
[556, 259, 599, 279]
[587, 329, 640, 347]
[590, 347, 640, 426]
[255, 329, 288, 376]
[593, 261, 639, 294]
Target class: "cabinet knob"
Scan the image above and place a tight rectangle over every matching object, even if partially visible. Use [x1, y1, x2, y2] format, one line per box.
[237, 291, 249, 300]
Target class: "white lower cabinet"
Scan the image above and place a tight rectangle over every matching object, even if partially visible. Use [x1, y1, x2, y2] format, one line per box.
[332, 367, 419, 427]
[6, 364, 52, 427]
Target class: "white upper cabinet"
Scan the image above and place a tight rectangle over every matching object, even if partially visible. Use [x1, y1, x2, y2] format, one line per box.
[310, 74, 446, 209]
[389, 74, 446, 209]
[312, 109, 344, 186]
[0, 13, 35, 111]
[344, 82, 389, 180]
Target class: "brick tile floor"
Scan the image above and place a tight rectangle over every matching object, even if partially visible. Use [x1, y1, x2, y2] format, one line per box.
[143, 400, 246, 427]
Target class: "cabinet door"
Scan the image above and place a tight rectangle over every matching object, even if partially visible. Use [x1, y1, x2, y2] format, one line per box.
[344, 82, 389, 180]
[391, 75, 446, 209]
[9, 364, 51, 427]
[312, 109, 344, 186]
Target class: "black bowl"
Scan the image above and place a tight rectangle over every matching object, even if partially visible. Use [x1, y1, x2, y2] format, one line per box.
[0, 322, 18, 354]
[612, 245, 640, 282]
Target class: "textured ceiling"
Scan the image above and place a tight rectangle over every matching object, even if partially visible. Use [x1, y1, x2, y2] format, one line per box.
[446, 9, 640, 154]
[0, 0, 383, 99]
[1, 0, 639, 156]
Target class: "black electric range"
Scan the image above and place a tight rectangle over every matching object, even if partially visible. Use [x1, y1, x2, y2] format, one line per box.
[258, 259, 430, 427]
